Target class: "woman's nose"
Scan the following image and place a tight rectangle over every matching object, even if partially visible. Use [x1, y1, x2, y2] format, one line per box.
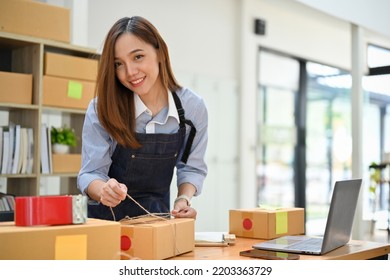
[125, 62, 138, 76]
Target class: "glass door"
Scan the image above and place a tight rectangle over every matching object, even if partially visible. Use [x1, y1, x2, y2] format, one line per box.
[256, 49, 353, 235]
[364, 44, 390, 238]
[256, 50, 299, 208]
[257, 46, 390, 238]
[305, 63, 352, 234]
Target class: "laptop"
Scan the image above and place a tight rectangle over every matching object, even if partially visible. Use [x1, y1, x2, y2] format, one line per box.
[252, 179, 362, 255]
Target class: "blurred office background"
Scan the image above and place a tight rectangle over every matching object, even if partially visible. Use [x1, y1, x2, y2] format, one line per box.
[32, 0, 390, 242]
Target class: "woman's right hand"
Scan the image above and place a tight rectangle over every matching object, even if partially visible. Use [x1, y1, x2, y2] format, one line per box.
[99, 178, 127, 207]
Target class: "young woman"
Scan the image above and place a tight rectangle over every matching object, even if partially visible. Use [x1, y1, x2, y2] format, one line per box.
[77, 16, 208, 221]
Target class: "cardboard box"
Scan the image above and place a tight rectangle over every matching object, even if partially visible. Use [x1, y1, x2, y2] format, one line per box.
[43, 76, 95, 110]
[229, 207, 304, 239]
[0, 71, 32, 104]
[121, 217, 195, 260]
[52, 154, 81, 173]
[0, 0, 70, 43]
[44, 52, 98, 82]
[0, 218, 121, 260]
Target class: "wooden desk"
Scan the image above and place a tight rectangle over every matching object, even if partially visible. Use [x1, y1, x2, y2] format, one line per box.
[171, 237, 390, 260]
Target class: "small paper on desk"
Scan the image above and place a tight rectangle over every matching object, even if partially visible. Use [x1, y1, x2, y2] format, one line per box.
[195, 232, 235, 247]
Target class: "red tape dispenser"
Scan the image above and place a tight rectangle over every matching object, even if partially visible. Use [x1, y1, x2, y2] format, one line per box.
[15, 195, 87, 226]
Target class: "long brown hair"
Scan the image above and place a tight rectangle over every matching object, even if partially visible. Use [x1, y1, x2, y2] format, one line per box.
[95, 16, 180, 148]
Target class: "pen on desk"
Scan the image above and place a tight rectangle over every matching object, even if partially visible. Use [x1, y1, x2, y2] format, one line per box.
[195, 242, 229, 247]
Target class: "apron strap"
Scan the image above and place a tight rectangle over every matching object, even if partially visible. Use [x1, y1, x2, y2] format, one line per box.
[172, 91, 196, 164]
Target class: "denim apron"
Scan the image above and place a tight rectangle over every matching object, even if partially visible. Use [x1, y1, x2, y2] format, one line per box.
[88, 92, 196, 220]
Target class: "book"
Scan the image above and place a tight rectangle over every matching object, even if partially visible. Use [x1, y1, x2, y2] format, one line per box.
[1, 131, 10, 174]
[40, 124, 50, 174]
[4, 196, 11, 211]
[26, 128, 34, 174]
[11, 124, 21, 174]
[0, 193, 15, 211]
[20, 127, 28, 174]
[6, 195, 15, 211]
[0, 127, 3, 172]
[0, 196, 10, 211]
[47, 126, 53, 173]
[194, 232, 236, 247]
[6, 122, 15, 174]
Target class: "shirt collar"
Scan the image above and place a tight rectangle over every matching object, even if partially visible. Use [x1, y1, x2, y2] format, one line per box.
[134, 91, 180, 123]
[134, 93, 148, 119]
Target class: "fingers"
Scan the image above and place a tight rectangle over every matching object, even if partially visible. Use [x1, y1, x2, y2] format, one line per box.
[118, 183, 128, 199]
[171, 206, 197, 219]
[172, 198, 196, 218]
[100, 179, 128, 207]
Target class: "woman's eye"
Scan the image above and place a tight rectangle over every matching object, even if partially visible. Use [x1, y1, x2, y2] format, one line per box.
[134, 54, 143, 61]
[114, 61, 122, 68]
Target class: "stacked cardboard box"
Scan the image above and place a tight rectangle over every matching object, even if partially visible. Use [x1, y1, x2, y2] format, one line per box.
[42, 53, 98, 173]
[0, 0, 70, 43]
[42, 76, 96, 110]
[43, 52, 98, 110]
[0, 71, 32, 104]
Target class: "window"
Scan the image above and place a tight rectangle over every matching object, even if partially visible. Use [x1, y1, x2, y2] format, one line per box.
[257, 49, 353, 235]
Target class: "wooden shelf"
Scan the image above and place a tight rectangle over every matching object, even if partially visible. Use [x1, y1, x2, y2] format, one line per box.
[0, 31, 98, 196]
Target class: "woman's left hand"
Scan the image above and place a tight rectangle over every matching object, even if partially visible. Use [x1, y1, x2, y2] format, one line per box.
[171, 200, 197, 218]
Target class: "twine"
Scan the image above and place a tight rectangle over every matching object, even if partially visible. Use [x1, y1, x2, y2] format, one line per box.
[108, 193, 172, 222]
[108, 193, 183, 259]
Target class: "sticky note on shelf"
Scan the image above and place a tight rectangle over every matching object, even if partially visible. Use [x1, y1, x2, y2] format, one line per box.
[68, 80, 83, 99]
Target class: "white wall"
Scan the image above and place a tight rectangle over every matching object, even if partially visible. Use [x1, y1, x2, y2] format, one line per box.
[296, 0, 390, 39]
[86, 0, 239, 80]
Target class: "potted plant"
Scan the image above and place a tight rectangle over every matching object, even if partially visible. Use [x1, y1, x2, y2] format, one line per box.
[50, 126, 78, 154]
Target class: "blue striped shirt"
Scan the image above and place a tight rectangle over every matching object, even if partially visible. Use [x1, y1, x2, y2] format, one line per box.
[77, 87, 208, 197]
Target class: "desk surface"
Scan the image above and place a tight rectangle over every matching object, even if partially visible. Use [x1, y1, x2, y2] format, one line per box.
[171, 238, 390, 260]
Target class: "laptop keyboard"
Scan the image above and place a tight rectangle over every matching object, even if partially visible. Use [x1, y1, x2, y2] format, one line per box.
[286, 237, 323, 251]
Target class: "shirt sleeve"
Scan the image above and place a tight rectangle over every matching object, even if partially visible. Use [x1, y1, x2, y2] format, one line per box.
[77, 99, 115, 195]
[176, 88, 208, 196]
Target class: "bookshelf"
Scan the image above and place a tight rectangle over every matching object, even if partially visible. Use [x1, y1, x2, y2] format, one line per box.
[0, 31, 99, 197]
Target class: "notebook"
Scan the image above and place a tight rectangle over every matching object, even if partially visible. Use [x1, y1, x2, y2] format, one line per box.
[252, 179, 362, 255]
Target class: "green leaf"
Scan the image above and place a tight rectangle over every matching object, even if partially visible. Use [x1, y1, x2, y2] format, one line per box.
[50, 126, 78, 147]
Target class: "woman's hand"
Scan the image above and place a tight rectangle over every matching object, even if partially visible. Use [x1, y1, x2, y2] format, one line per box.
[171, 199, 197, 218]
[99, 178, 127, 207]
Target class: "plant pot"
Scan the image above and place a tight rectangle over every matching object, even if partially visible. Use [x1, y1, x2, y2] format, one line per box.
[52, 143, 70, 154]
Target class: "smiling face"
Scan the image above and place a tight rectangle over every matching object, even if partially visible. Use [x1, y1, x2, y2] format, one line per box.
[114, 33, 164, 98]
